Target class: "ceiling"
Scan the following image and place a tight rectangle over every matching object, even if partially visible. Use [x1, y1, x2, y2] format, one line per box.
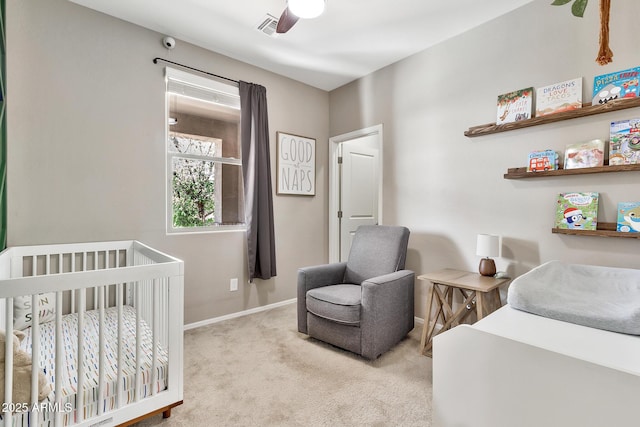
[69, 0, 534, 91]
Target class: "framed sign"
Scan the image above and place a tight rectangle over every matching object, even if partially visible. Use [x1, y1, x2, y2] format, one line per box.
[276, 132, 316, 196]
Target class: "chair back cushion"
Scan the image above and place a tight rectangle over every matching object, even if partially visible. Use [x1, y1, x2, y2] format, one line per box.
[344, 225, 410, 285]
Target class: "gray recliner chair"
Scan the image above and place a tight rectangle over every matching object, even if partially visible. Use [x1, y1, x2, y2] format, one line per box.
[297, 225, 415, 360]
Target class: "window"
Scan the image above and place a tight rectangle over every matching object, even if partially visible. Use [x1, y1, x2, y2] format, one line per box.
[165, 68, 244, 233]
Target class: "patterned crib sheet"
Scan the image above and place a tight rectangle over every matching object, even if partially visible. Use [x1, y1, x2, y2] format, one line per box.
[5, 305, 168, 427]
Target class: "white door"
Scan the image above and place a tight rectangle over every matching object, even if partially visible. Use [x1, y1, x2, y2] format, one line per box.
[339, 141, 379, 261]
[329, 124, 383, 263]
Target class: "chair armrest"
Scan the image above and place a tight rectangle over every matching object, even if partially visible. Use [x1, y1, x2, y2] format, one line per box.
[297, 262, 348, 334]
[362, 270, 415, 288]
[298, 262, 348, 290]
[360, 270, 415, 359]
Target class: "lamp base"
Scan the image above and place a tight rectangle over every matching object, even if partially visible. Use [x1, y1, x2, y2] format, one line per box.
[479, 258, 496, 277]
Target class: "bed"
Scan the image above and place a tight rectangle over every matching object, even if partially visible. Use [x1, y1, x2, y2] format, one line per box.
[0, 241, 184, 427]
[432, 261, 640, 427]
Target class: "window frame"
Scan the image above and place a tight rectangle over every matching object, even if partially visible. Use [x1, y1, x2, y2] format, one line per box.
[164, 67, 245, 234]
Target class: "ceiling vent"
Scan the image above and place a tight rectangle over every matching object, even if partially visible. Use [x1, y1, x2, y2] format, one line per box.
[257, 14, 279, 37]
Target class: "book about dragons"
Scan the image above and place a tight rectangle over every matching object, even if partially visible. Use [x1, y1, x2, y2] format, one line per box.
[536, 78, 582, 117]
[592, 66, 640, 105]
[609, 118, 640, 165]
[496, 87, 533, 125]
[555, 192, 598, 231]
[617, 202, 640, 232]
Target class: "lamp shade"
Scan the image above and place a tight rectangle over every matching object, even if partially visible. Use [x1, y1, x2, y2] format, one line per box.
[476, 234, 500, 258]
[288, 0, 326, 19]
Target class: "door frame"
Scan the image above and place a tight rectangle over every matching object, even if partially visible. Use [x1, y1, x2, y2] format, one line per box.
[328, 124, 384, 263]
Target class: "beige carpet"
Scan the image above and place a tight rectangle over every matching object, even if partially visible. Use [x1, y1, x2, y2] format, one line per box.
[134, 303, 433, 426]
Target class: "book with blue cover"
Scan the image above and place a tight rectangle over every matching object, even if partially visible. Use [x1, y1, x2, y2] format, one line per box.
[617, 202, 640, 232]
[592, 66, 640, 105]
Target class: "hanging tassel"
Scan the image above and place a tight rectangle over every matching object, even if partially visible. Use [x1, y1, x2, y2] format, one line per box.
[596, 0, 613, 65]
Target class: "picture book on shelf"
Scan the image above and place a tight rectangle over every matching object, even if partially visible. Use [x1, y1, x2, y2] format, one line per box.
[496, 87, 533, 125]
[536, 78, 582, 117]
[609, 118, 640, 165]
[555, 192, 598, 231]
[527, 149, 559, 172]
[617, 202, 640, 232]
[564, 139, 605, 169]
[592, 66, 640, 105]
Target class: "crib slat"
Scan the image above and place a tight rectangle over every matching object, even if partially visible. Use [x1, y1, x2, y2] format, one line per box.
[55, 291, 64, 427]
[77, 288, 86, 423]
[152, 279, 159, 396]
[116, 283, 124, 410]
[4, 298, 13, 425]
[94, 251, 99, 309]
[31, 294, 41, 425]
[71, 288, 76, 314]
[162, 278, 169, 348]
[98, 285, 105, 416]
[135, 282, 142, 402]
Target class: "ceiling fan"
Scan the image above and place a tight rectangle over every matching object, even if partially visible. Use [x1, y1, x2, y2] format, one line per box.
[276, 0, 327, 34]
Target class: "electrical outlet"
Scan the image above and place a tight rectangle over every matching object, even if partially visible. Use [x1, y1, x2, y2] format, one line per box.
[230, 278, 238, 291]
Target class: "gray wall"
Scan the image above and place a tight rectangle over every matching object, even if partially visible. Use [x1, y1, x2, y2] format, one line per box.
[9, 0, 640, 324]
[329, 0, 640, 318]
[7, 0, 329, 324]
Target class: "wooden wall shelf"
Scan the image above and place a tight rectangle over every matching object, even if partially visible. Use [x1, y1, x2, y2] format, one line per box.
[504, 163, 640, 179]
[465, 97, 640, 138]
[552, 222, 640, 238]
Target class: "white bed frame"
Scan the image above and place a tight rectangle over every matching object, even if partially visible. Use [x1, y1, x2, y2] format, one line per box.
[433, 305, 640, 427]
[0, 240, 184, 427]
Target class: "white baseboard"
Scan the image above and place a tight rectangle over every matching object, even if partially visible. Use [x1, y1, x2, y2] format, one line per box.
[186, 301, 426, 332]
[184, 298, 297, 331]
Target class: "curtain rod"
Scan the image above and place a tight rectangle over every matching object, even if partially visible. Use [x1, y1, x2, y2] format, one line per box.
[153, 57, 239, 85]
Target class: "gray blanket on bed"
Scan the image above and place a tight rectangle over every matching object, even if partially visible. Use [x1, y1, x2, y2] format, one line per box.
[507, 260, 640, 335]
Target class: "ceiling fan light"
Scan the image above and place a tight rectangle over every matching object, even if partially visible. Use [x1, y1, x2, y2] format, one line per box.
[288, 0, 326, 19]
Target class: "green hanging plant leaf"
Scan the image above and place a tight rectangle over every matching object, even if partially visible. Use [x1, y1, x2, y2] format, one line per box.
[571, 0, 589, 17]
[550, 0, 589, 17]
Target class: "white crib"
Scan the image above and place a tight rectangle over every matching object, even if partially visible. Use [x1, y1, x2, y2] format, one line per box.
[0, 240, 184, 427]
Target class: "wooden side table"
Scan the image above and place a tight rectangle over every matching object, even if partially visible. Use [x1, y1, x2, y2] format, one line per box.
[418, 269, 510, 356]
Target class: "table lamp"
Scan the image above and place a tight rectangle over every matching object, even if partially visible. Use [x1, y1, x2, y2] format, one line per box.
[476, 234, 500, 277]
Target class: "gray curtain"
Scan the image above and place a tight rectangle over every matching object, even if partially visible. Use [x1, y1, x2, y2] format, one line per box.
[239, 81, 277, 281]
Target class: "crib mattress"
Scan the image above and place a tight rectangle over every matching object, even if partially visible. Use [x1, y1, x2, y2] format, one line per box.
[10, 305, 168, 427]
